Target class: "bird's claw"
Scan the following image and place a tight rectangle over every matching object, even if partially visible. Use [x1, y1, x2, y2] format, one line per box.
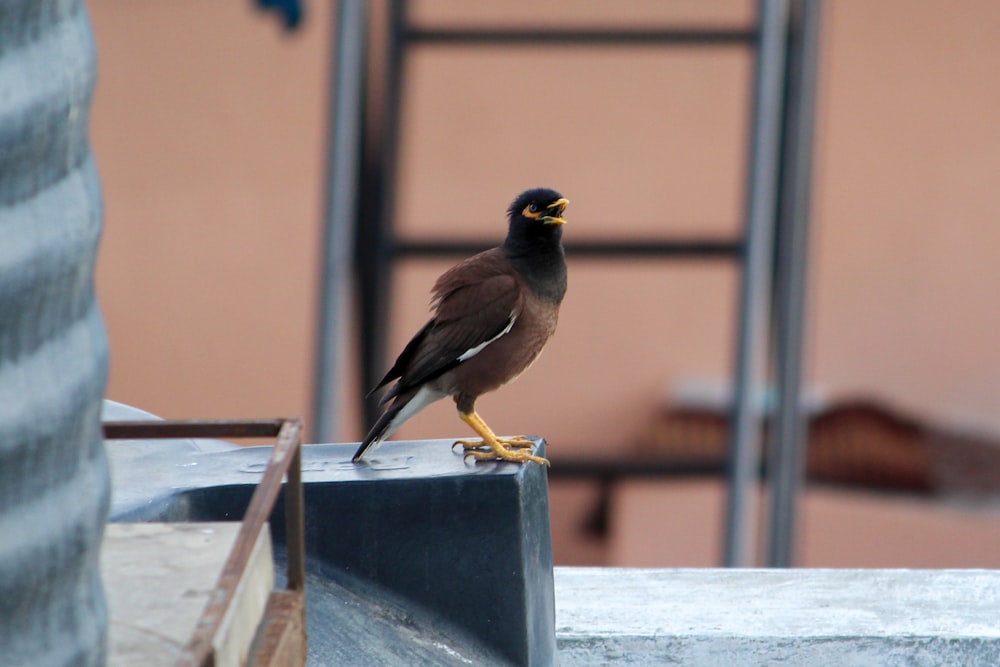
[461, 444, 550, 467]
[499, 435, 536, 449]
[453, 435, 535, 451]
[452, 438, 485, 452]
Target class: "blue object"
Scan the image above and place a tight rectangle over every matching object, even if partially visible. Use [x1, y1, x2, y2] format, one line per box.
[255, 0, 305, 31]
[105, 415, 557, 666]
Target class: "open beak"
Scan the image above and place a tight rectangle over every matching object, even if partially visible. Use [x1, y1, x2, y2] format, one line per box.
[541, 198, 570, 225]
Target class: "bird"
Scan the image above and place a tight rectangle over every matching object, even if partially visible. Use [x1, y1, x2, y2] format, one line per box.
[352, 187, 569, 467]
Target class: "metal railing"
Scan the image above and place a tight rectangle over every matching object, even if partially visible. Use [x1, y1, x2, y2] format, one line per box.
[103, 418, 305, 667]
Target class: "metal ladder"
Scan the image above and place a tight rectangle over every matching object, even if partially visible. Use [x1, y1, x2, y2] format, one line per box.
[314, 0, 822, 567]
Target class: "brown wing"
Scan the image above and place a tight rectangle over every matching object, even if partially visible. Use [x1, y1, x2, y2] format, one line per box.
[373, 250, 523, 395]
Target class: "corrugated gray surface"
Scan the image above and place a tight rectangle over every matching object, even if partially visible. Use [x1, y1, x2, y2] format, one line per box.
[0, 1, 110, 666]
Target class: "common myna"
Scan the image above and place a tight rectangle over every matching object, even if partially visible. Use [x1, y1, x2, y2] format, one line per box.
[352, 187, 569, 466]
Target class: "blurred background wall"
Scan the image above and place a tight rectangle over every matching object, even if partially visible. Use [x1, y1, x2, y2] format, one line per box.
[90, 0, 1000, 567]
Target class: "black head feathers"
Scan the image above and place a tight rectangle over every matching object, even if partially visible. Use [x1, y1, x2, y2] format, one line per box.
[507, 187, 568, 221]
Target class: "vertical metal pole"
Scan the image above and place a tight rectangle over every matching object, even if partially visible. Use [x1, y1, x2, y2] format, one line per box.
[766, 0, 823, 568]
[723, 0, 789, 567]
[358, 0, 407, 429]
[313, 0, 368, 443]
[283, 426, 306, 591]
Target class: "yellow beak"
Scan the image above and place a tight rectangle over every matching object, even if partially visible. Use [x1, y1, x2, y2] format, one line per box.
[542, 198, 570, 225]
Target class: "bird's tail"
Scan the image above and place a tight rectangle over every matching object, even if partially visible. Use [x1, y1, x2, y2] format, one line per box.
[352, 385, 441, 462]
[351, 401, 402, 462]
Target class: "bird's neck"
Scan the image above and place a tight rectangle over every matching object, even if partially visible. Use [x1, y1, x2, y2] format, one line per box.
[503, 242, 567, 304]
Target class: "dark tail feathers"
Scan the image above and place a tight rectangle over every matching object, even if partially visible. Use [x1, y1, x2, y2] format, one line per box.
[352, 387, 418, 462]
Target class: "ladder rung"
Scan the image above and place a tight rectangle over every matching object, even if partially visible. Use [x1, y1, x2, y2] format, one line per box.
[406, 27, 757, 48]
[393, 238, 743, 260]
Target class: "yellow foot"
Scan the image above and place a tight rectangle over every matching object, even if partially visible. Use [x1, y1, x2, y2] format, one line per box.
[452, 438, 484, 452]
[463, 442, 550, 467]
[452, 435, 535, 451]
[455, 410, 550, 466]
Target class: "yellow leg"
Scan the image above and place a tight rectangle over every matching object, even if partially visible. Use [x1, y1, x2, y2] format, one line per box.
[455, 411, 550, 467]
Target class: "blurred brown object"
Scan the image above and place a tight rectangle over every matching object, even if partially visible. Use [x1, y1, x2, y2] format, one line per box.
[639, 398, 1000, 497]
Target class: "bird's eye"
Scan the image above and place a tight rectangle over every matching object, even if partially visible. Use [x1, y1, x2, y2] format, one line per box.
[528, 203, 539, 213]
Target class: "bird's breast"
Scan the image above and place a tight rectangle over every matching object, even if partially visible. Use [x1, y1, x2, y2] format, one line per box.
[435, 296, 559, 399]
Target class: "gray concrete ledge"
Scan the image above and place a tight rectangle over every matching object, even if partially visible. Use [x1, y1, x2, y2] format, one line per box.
[555, 567, 1000, 666]
[103, 523, 273, 667]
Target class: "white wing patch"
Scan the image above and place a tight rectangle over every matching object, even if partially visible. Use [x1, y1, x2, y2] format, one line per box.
[457, 314, 516, 362]
[381, 385, 447, 442]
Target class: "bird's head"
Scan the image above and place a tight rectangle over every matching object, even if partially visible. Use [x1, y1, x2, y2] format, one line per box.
[504, 188, 570, 257]
[507, 187, 569, 226]
[503, 187, 569, 296]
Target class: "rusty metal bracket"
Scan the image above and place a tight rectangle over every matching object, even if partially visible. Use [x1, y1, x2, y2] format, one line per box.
[103, 418, 305, 667]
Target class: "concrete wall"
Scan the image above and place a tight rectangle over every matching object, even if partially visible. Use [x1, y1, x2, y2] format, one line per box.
[555, 568, 1000, 665]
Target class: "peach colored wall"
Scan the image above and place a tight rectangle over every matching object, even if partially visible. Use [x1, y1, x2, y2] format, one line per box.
[90, 1, 1000, 566]
[92, 1, 326, 423]
[610, 480, 1000, 569]
[812, 1, 1000, 433]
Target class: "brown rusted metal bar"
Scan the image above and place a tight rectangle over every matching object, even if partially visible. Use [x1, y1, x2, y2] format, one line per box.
[103, 418, 305, 667]
[280, 422, 306, 592]
[246, 591, 307, 666]
[103, 419, 286, 440]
